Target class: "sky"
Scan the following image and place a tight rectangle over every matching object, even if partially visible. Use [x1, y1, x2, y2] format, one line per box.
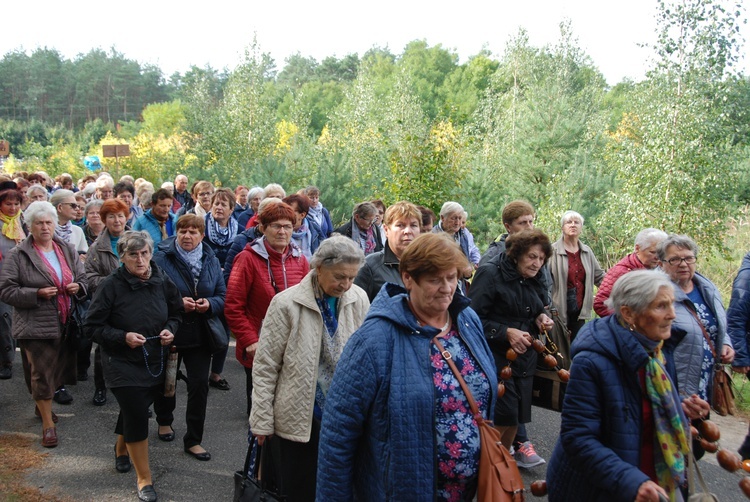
[3, 0, 746, 85]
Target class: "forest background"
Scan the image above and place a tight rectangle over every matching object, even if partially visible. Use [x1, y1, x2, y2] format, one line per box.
[1, 0, 749, 299]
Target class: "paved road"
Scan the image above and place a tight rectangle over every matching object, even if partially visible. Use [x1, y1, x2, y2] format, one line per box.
[1, 342, 749, 501]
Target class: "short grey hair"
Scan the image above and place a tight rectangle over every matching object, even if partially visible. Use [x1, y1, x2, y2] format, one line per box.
[161, 181, 175, 195]
[309, 235, 365, 270]
[24, 201, 58, 226]
[26, 185, 48, 200]
[263, 183, 286, 199]
[248, 186, 265, 200]
[85, 199, 104, 217]
[95, 177, 114, 190]
[353, 202, 377, 219]
[49, 189, 75, 207]
[561, 210, 584, 227]
[657, 234, 699, 261]
[634, 228, 668, 250]
[606, 269, 674, 321]
[439, 201, 464, 218]
[117, 231, 154, 257]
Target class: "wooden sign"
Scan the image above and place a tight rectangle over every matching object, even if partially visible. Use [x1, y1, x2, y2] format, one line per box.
[102, 144, 130, 158]
[0, 140, 9, 156]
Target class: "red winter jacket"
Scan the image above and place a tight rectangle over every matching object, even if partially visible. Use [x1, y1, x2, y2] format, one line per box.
[225, 237, 308, 368]
[592, 252, 646, 318]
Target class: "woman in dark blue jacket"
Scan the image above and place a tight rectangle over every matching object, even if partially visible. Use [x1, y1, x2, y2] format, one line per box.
[317, 233, 497, 502]
[153, 214, 227, 462]
[546, 270, 710, 502]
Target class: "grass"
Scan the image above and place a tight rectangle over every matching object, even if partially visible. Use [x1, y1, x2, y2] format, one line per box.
[0, 434, 71, 502]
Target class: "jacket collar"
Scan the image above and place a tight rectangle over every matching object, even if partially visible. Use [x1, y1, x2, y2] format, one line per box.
[572, 315, 650, 373]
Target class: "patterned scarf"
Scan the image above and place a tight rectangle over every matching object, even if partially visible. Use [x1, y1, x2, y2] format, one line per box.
[33, 240, 73, 324]
[313, 273, 344, 420]
[205, 213, 238, 247]
[642, 340, 689, 500]
[355, 224, 376, 255]
[55, 221, 73, 243]
[308, 202, 324, 227]
[0, 211, 25, 243]
[176, 242, 203, 279]
[292, 221, 312, 258]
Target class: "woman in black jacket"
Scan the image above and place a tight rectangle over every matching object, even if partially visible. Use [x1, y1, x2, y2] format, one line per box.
[469, 229, 554, 451]
[85, 230, 182, 502]
[153, 214, 227, 462]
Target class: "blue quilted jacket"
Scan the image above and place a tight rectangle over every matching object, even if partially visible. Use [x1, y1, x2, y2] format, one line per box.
[316, 283, 497, 501]
[546, 315, 684, 502]
[728, 252, 750, 367]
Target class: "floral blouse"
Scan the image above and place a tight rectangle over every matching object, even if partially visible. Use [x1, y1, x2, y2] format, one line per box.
[431, 327, 491, 501]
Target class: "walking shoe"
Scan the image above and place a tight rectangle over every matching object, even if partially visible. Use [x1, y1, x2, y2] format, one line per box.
[41, 427, 58, 448]
[93, 388, 107, 406]
[0, 366, 11, 380]
[514, 441, 546, 468]
[208, 378, 230, 391]
[53, 387, 73, 404]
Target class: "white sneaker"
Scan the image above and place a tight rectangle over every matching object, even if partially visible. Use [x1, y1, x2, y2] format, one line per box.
[514, 441, 546, 469]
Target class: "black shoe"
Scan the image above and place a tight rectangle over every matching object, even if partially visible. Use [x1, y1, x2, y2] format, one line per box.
[208, 378, 230, 391]
[157, 427, 175, 442]
[77, 371, 88, 381]
[54, 387, 73, 405]
[0, 366, 11, 380]
[93, 388, 107, 406]
[184, 447, 211, 461]
[137, 484, 157, 502]
[114, 445, 131, 473]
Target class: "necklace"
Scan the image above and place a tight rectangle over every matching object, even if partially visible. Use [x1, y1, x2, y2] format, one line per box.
[408, 300, 451, 332]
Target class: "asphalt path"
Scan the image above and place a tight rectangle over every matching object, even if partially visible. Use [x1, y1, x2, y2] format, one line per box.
[1, 342, 749, 501]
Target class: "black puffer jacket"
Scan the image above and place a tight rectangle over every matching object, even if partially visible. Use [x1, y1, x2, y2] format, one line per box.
[84, 262, 182, 388]
[354, 242, 402, 302]
[469, 252, 548, 377]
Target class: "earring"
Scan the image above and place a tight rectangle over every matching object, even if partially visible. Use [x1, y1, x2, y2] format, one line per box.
[629, 324, 636, 332]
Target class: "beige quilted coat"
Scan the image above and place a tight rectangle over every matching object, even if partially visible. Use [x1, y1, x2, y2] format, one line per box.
[250, 272, 369, 442]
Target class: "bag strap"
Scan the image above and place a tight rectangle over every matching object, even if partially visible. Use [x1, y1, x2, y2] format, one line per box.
[687, 307, 716, 359]
[433, 336, 481, 419]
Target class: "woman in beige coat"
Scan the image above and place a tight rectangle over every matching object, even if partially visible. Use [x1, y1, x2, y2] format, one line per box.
[251, 235, 369, 501]
[0, 201, 87, 448]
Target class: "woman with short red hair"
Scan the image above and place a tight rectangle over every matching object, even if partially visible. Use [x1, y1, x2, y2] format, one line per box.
[225, 202, 309, 416]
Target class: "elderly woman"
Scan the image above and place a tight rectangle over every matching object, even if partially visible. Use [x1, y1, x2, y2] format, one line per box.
[549, 210, 605, 338]
[26, 184, 49, 205]
[0, 201, 87, 447]
[433, 202, 478, 288]
[354, 200, 422, 301]
[317, 233, 496, 501]
[237, 186, 266, 228]
[84, 231, 181, 502]
[50, 189, 89, 254]
[282, 193, 325, 259]
[83, 198, 130, 405]
[189, 180, 214, 218]
[658, 234, 734, 401]
[305, 185, 333, 238]
[547, 270, 711, 502]
[334, 202, 383, 256]
[225, 202, 309, 416]
[83, 199, 105, 246]
[252, 236, 369, 501]
[470, 229, 555, 455]
[202, 188, 238, 269]
[0, 181, 26, 380]
[153, 214, 227, 461]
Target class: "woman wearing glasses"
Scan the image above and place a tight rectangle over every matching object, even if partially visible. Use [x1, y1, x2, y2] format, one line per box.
[658, 234, 734, 401]
[225, 202, 308, 416]
[50, 190, 88, 255]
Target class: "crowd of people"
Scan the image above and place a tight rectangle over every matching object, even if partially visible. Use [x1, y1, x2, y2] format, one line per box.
[0, 168, 750, 501]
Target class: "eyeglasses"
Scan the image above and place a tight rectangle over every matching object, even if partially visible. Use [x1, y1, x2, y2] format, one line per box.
[665, 256, 696, 266]
[62, 203, 81, 210]
[268, 223, 293, 232]
[198, 192, 213, 197]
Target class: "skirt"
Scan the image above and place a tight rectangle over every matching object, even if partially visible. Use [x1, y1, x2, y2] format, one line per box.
[19, 336, 76, 400]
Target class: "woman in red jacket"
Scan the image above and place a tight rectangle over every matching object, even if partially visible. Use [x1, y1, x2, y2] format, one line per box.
[224, 201, 309, 416]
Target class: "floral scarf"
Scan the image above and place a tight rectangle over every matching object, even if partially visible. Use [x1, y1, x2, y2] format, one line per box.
[205, 213, 238, 247]
[0, 211, 26, 243]
[33, 240, 73, 324]
[55, 221, 73, 243]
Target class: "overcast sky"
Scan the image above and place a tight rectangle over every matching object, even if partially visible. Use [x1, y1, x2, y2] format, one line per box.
[3, 0, 746, 85]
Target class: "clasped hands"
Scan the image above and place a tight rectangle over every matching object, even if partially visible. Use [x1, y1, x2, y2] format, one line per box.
[37, 283, 79, 299]
[182, 297, 210, 313]
[125, 329, 174, 349]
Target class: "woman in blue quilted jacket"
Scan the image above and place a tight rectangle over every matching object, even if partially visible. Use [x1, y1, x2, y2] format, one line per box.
[547, 270, 710, 502]
[316, 233, 497, 502]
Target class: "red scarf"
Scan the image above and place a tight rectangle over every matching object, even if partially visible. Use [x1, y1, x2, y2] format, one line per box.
[34, 241, 73, 324]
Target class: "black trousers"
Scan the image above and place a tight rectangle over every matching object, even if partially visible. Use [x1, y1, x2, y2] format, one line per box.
[157, 347, 211, 448]
[263, 418, 320, 502]
[244, 366, 253, 416]
[77, 341, 105, 390]
[111, 384, 172, 443]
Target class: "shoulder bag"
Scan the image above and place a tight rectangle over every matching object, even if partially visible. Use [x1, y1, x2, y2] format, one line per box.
[433, 336, 525, 502]
[234, 439, 282, 502]
[688, 309, 736, 416]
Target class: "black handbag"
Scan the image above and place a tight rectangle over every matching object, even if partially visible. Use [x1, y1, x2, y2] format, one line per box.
[62, 298, 86, 350]
[202, 315, 229, 354]
[234, 440, 282, 502]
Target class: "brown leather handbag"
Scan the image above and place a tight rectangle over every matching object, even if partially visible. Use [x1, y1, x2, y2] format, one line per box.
[433, 336, 525, 502]
[688, 309, 736, 416]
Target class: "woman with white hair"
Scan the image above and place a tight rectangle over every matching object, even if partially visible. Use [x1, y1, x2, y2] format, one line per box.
[432, 201, 476, 286]
[237, 186, 266, 228]
[549, 210, 604, 338]
[0, 201, 88, 447]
